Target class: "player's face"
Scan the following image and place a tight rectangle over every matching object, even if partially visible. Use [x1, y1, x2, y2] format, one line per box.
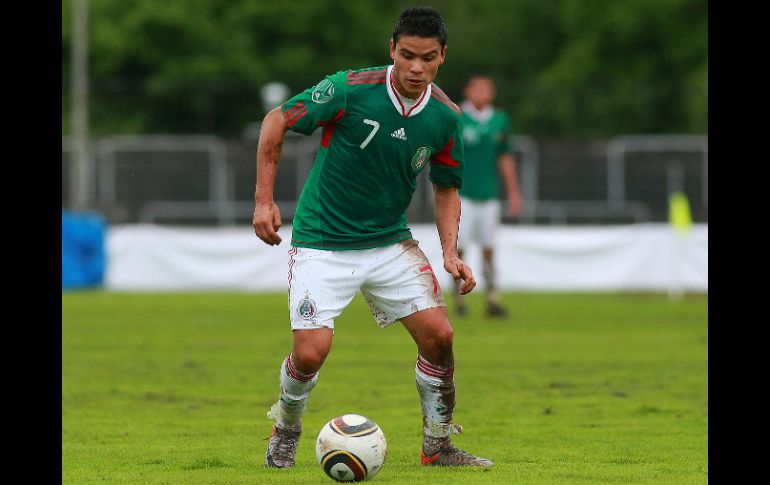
[465, 77, 495, 109]
[389, 35, 446, 99]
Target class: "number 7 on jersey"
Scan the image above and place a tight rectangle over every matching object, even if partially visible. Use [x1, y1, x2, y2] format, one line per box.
[360, 119, 380, 149]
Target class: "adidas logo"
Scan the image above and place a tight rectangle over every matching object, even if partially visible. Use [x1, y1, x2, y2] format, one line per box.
[390, 128, 407, 141]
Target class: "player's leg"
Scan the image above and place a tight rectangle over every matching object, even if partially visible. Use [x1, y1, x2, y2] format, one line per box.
[401, 308, 493, 466]
[266, 247, 360, 468]
[361, 240, 492, 466]
[269, 328, 332, 429]
[266, 328, 331, 467]
[481, 246, 506, 317]
[480, 200, 507, 318]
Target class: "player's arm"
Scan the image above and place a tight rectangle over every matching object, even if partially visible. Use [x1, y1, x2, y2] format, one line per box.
[253, 106, 289, 246]
[498, 152, 522, 218]
[253, 72, 346, 245]
[433, 184, 476, 295]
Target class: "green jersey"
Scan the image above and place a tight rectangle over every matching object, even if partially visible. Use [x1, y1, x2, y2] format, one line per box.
[281, 65, 464, 250]
[458, 102, 515, 201]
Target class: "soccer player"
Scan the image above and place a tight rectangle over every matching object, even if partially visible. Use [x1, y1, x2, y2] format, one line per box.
[253, 6, 493, 469]
[455, 74, 523, 318]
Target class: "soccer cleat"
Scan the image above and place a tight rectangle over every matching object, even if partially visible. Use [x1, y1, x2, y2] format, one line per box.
[485, 301, 508, 319]
[421, 442, 494, 467]
[265, 423, 302, 468]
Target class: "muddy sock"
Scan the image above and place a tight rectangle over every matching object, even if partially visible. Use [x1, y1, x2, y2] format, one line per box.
[268, 353, 318, 429]
[415, 354, 460, 455]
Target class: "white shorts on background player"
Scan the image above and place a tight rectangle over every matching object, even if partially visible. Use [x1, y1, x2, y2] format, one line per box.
[287, 239, 446, 331]
[458, 196, 501, 249]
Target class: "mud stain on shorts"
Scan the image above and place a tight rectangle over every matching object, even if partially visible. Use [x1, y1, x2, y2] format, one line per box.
[397, 239, 446, 307]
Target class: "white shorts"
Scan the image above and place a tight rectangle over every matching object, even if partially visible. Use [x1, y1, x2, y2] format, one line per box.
[458, 197, 501, 250]
[287, 239, 446, 331]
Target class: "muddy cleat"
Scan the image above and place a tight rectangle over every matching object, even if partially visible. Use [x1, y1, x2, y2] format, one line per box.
[421, 433, 493, 467]
[421, 443, 494, 467]
[265, 423, 302, 468]
[485, 301, 508, 319]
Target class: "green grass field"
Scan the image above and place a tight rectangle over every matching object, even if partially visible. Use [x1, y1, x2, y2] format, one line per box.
[62, 291, 708, 484]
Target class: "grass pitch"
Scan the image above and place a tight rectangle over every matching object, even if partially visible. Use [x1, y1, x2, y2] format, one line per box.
[62, 291, 707, 484]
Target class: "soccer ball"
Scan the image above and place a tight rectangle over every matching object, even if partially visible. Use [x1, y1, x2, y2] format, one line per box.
[316, 414, 387, 482]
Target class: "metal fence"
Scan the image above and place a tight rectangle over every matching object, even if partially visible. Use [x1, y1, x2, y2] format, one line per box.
[62, 132, 707, 225]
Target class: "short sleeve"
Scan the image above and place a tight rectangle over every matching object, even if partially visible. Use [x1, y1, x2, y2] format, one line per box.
[429, 121, 465, 189]
[281, 72, 347, 136]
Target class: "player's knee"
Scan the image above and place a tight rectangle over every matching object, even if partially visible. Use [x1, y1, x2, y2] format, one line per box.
[292, 346, 329, 374]
[421, 326, 454, 368]
[435, 326, 454, 350]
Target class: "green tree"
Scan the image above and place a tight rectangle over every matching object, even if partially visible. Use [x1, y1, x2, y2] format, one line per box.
[62, 0, 707, 137]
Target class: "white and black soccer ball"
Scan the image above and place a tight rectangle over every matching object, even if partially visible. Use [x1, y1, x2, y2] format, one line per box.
[316, 414, 387, 482]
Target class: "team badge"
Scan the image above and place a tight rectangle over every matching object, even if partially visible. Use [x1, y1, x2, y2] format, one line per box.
[463, 126, 479, 144]
[311, 79, 335, 104]
[297, 292, 317, 320]
[411, 146, 430, 172]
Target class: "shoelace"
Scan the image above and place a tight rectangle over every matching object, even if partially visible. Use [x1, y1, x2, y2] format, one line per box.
[269, 427, 301, 461]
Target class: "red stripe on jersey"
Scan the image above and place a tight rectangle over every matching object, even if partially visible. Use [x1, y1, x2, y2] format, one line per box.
[348, 77, 387, 85]
[347, 68, 387, 80]
[284, 102, 308, 126]
[285, 101, 306, 117]
[430, 138, 460, 168]
[348, 72, 387, 84]
[431, 93, 461, 115]
[351, 73, 387, 79]
[430, 91, 461, 115]
[348, 72, 387, 80]
[317, 108, 346, 148]
[285, 106, 307, 124]
[348, 67, 387, 74]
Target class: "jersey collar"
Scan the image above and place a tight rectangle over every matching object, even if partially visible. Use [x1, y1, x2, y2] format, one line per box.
[386, 64, 432, 118]
[460, 100, 494, 122]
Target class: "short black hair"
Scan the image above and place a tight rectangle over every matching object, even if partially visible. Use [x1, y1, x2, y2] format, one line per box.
[392, 6, 448, 47]
[467, 73, 495, 85]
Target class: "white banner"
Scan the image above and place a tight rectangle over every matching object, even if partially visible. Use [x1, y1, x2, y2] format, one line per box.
[106, 223, 708, 292]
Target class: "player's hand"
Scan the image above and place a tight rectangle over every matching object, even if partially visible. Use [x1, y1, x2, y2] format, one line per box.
[444, 256, 476, 295]
[253, 201, 282, 246]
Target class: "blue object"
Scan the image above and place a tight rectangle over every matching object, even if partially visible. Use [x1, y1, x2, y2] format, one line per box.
[62, 210, 107, 289]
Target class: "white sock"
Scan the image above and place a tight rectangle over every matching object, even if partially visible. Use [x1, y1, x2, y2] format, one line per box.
[415, 354, 458, 439]
[269, 353, 318, 429]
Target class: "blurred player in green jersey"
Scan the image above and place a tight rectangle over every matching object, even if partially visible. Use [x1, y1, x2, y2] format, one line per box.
[253, 6, 493, 469]
[455, 75, 523, 319]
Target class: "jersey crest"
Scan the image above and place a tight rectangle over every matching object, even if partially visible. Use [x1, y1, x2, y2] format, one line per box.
[311, 79, 335, 104]
[297, 292, 317, 320]
[411, 146, 430, 172]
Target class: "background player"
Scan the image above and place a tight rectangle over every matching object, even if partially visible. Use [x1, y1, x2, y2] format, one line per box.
[455, 74, 523, 318]
[252, 6, 493, 469]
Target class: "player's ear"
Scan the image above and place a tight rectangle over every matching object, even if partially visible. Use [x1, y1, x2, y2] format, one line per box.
[439, 45, 447, 65]
[390, 38, 396, 61]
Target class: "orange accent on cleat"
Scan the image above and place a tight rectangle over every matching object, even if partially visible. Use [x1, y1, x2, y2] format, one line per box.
[421, 449, 440, 465]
